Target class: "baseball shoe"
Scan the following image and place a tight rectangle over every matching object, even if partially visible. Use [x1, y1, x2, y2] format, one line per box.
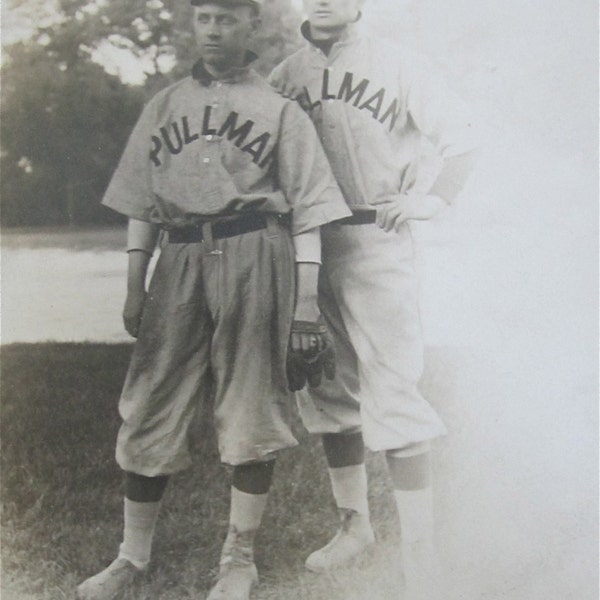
[305, 508, 374, 572]
[207, 526, 259, 600]
[76, 558, 142, 600]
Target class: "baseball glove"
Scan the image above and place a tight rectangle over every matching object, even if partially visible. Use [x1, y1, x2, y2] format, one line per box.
[286, 319, 336, 392]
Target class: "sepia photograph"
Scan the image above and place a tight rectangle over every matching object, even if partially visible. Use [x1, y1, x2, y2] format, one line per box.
[1, 0, 597, 599]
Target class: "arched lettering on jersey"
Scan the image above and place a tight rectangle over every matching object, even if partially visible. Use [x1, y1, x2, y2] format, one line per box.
[150, 109, 275, 169]
[182, 117, 199, 144]
[160, 123, 184, 155]
[241, 132, 270, 165]
[217, 112, 254, 147]
[149, 117, 199, 166]
[150, 136, 162, 167]
[337, 71, 369, 106]
[320, 69, 402, 132]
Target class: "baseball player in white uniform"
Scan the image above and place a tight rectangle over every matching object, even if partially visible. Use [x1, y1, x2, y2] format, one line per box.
[76, 1, 350, 599]
[270, 1, 478, 597]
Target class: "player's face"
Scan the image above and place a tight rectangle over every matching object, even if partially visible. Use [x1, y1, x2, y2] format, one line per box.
[303, 0, 363, 30]
[193, 3, 258, 69]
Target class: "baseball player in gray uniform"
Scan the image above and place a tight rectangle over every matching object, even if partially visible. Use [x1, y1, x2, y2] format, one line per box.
[76, 1, 350, 599]
[270, 0, 478, 597]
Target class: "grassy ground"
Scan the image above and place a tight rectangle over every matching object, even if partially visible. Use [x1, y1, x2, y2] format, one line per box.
[2, 343, 438, 600]
[2, 344, 596, 600]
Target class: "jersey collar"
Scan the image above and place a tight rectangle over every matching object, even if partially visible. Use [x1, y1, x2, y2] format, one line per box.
[192, 51, 258, 86]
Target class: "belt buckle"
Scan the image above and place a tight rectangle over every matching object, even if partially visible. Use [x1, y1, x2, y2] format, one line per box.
[202, 222, 223, 255]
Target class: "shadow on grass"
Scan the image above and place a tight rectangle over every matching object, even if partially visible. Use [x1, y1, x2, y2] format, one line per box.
[1, 343, 459, 599]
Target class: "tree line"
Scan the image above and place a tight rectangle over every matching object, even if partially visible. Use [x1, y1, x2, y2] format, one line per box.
[0, 0, 301, 227]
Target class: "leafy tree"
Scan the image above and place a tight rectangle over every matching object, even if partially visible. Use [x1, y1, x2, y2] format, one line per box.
[1, 0, 302, 227]
[1, 40, 144, 226]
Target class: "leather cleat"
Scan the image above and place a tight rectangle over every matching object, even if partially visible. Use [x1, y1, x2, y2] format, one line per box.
[206, 562, 258, 600]
[305, 508, 375, 572]
[76, 557, 142, 600]
[207, 526, 259, 600]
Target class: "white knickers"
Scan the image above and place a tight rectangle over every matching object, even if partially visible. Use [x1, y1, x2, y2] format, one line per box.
[297, 221, 447, 452]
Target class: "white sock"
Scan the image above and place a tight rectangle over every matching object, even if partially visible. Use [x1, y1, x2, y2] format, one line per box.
[386, 451, 434, 544]
[392, 487, 434, 545]
[118, 498, 161, 569]
[329, 464, 370, 517]
[229, 487, 268, 532]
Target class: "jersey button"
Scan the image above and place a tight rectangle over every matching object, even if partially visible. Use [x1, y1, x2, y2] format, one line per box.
[205, 134, 213, 141]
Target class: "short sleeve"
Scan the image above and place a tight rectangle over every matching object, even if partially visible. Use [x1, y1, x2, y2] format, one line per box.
[267, 60, 288, 88]
[402, 53, 479, 158]
[101, 101, 157, 221]
[276, 102, 350, 234]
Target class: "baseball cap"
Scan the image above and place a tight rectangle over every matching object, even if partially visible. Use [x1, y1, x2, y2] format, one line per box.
[190, 0, 262, 7]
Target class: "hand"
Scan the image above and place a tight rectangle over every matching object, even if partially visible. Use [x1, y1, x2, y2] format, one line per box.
[376, 194, 446, 233]
[292, 299, 321, 353]
[270, 76, 303, 99]
[286, 319, 336, 392]
[123, 289, 147, 338]
[270, 78, 312, 112]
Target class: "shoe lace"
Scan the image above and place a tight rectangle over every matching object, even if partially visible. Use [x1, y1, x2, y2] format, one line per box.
[219, 525, 255, 570]
[339, 508, 359, 533]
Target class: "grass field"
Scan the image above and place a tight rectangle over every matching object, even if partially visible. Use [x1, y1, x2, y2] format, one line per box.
[1, 343, 596, 600]
[1, 343, 425, 600]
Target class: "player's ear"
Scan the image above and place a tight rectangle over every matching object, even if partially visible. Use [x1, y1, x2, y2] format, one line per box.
[354, 0, 365, 21]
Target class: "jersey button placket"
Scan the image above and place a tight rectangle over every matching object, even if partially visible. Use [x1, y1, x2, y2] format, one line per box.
[202, 83, 222, 167]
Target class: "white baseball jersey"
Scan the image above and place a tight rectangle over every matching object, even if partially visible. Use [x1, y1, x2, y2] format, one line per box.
[270, 23, 477, 208]
[269, 23, 477, 450]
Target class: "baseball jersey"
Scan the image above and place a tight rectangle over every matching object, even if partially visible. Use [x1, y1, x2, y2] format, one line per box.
[269, 23, 478, 209]
[103, 58, 350, 234]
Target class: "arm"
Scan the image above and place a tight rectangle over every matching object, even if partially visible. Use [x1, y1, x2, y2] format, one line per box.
[377, 152, 478, 232]
[287, 228, 336, 391]
[291, 228, 322, 353]
[269, 60, 313, 112]
[275, 105, 346, 389]
[123, 219, 159, 337]
[378, 56, 479, 232]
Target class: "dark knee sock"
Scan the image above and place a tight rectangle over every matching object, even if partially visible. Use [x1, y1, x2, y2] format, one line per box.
[385, 451, 434, 544]
[124, 472, 169, 502]
[229, 461, 275, 535]
[120, 472, 167, 568]
[322, 431, 365, 468]
[321, 433, 369, 516]
[232, 460, 275, 495]
[385, 451, 431, 491]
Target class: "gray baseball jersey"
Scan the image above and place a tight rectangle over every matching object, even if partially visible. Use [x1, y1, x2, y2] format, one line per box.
[105, 59, 350, 470]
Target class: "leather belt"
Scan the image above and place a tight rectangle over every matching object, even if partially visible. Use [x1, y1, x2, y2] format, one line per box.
[335, 209, 377, 225]
[167, 213, 270, 244]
